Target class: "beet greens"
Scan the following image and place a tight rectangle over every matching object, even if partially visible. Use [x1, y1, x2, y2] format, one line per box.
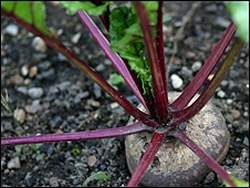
[1, 1, 247, 187]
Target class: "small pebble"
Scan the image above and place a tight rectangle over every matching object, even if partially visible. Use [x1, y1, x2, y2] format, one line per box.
[16, 87, 28, 94]
[24, 78, 31, 85]
[95, 64, 105, 72]
[25, 100, 42, 114]
[180, 66, 193, 80]
[58, 53, 66, 61]
[87, 155, 97, 167]
[186, 51, 196, 59]
[191, 61, 202, 72]
[24, 172, 35, 187]
[110, 102, 119, 109]
[5, 24, 18, 36]
[14, 108, 26, 124]
[231, 109, 241, 120]
[49, 177, 59, 187]
[50, 115, 63, 129]
[7, 157, 21, 169]
[29, 66, 38, 78]
[28, 87, 44, 99]
[226, 99, 233, 105]
[243, 137, 249, 147]
[217, 90, 226, 98]
[170, 74, 183, 89]
[215, 17, 230, 28]
[32, 37, 47, 52]
[10, 74, 24, 85]
[21, 65, 29, 77]
[71, 33, 81, 44]
[87, 99, 100, 107]
[94, 83, 102, 98]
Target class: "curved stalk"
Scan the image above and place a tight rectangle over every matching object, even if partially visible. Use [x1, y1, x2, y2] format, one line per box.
[127, 132, 165, 187]
[170, 22, 236, 110]
[170, 38, 243, 125]
[173, 131, 236, 187]
[134, 2, 168, 122]
[1, 122, 152, 146]
[77, 11, 147, 108]
[1, 9, 159, 128]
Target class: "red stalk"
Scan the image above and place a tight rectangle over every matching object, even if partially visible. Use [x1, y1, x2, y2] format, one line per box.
[173, 131, 236, 187]
[134, 2, 168, 122]
[127, 132, 165, 187]
[77, 11, 147, 108]
[1, 122, 152, 146]
[170, 38, 243, 125]
[170, 22, 236, 110]
[156, 1, 168, 103]
[1, 9, 159, 128]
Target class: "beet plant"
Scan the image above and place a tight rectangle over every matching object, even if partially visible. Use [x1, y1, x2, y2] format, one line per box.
[1, 1, 248, 187]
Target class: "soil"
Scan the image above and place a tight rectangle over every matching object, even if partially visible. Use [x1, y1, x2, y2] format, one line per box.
[1, 2, 249, 187]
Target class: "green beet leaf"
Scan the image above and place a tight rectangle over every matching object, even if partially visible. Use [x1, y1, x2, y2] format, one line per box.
[109, 2, 158, 95]
[1, 1, 51, 36]
[60, 1, 109, 16]
[227, 1, 249, 43]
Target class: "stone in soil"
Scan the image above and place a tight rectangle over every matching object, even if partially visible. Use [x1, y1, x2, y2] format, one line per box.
[28, 87, 44, 99]
[21, 65, 29, 77]
[13, 108, 26, 124]
[49, 177, 59, 187]
[87, 155, 97, 167]
[170, 74, 183, 89]
[180, 66, 193, 80]
[32, 37, 47, 52]
[71, 33, 81, 44]
[192, 61, 202, 72]
[230, 109, 241, 120]
[29, 66, 38, 78]
[93, 83, 102, 98]
[7, 157, 21, 169]
[216, 90, 226, 98]
[5, 24, 18, 36]
[25, 100, 42, 114]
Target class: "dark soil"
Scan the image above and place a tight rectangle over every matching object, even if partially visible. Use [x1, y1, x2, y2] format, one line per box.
[1, 2, 249, 187]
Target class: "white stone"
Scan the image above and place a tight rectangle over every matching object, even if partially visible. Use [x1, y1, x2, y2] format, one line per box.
[170, 74, 183, 89]
[14, 108, 26, 124]
[192, 61, 202, 72]
[7, 157, 21, 169]
[5, 24, 18, 36]
[28, 87, 44, 99]
[21, 65, 29, 77]
[217, 90, 226, 98]
[32, 37, 47, 52]
[71, 33, 81, 44]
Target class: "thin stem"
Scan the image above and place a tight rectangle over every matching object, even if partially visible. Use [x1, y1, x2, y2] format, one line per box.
[173, 131, 236, 187]
[134, 2, 168, 122]
[156, 1, 168, 104]
[1, 9, 159, 128]
[1, 122, 152, 146]
[77, 11, 147, 108]
[170, 38, 244, 125]
[127, 132, 165, 187]
[170, 22, 236, 110]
